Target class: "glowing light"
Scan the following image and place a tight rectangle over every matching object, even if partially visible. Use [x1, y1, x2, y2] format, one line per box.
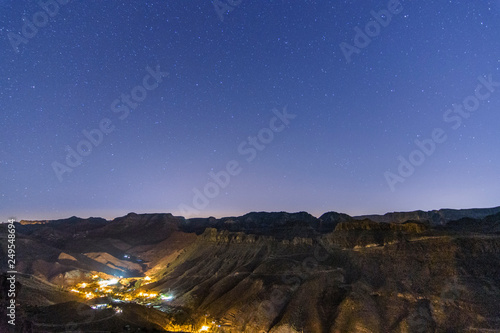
[70, 289, 79, 293]
[138, 291, 158, 298]
[79, 283, 87, 288]
[199, 326, 210, 332]
[98, 278, 118, 287]
[144, 276, 151, 281]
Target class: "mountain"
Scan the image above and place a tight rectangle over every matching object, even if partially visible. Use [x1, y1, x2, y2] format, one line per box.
[1, 206, 499, 332]
[353, 206, 500, 226]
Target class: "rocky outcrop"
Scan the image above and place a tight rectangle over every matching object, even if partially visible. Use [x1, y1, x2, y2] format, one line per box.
[317, 219, 429, 249]
[318, 211, 353, 233]
[57, 252, 77, 261]
[148, 225, 500, 332]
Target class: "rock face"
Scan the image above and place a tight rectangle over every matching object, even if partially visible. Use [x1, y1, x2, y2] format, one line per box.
[2, 207, 500, 332]
[151, 220, 500, 332]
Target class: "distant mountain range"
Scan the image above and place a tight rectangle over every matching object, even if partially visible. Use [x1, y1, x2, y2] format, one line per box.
[17, 205, 500, 228]
[353, 206, 500, 225]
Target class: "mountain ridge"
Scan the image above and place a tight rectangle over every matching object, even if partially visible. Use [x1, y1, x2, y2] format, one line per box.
[352, 205, 500, 225]
[15, 205, 500, 228]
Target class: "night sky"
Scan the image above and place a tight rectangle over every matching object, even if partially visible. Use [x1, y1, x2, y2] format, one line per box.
[1, 0, 500, 222]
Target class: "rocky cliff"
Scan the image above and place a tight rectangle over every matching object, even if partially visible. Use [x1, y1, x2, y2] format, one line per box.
[2, 207, 499, 332]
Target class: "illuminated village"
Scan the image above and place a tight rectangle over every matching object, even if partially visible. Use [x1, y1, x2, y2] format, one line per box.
[68, 273, 219, 332]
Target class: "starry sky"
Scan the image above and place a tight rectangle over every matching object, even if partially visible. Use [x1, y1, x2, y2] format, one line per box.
[1, 0, 500, 222]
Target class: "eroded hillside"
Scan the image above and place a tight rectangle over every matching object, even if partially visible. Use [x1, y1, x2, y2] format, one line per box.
[1, 208, 499, 332]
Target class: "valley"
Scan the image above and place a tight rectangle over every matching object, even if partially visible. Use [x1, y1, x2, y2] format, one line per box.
[1, 209, 500, 332]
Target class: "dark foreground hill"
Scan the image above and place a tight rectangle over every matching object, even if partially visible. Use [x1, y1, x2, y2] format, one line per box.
[1, 207, 500, 332]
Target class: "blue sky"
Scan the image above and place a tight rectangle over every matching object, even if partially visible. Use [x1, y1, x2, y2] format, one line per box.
[1, 0, 499, 221]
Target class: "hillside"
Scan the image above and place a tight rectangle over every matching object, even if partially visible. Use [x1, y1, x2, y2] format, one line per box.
[1, 207, 499, 332]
